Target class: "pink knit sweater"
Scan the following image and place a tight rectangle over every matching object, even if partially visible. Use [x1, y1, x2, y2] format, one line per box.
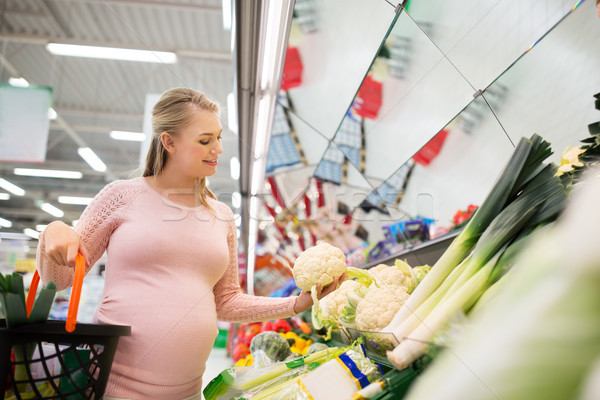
[37, 177, 297, 399]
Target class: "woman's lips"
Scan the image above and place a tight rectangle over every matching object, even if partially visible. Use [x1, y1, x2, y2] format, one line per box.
[204, 159, 218, 166]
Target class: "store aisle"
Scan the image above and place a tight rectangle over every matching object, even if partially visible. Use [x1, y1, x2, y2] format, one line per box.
[203, 347, 233, 392]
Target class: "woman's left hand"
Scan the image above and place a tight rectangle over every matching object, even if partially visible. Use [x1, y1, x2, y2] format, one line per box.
[293, 273, 347, 314]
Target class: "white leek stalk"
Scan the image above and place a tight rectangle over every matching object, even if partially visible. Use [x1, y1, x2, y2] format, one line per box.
[402, 168, 600, 400]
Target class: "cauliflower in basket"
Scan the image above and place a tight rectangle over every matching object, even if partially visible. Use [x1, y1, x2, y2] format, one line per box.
[356, 285, 410, 332]
[369, 259, 419, 293]
[292, 242, 347, 292]
[318, 280, 364, 325]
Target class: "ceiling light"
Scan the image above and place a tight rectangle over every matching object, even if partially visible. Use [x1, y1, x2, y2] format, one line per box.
[227, 92, 238, 133]
[46, 43, 177, 64]
[48, 107, 57, 120]
[58, 196, 93, 205]
[14, 168, 83, 179]
[0, 217, 12, 228]
[24, 228, 40, 240]
[260, 0, 285, 90]
[8, 77, 29, 87]
[232, 191, 241, 209]
[110, 130, 146, 142]
[36, 224, 48, 232]
[230, 156, 240, 180]
[40, 202, 64, 218]
[0, 178, 25, 196]
[250, 157, 266, 196]
[0, 232, 31, 240]
[222, 0, 232, 31]
[78, 147, 107, 172]
[0, 193, 9, 200]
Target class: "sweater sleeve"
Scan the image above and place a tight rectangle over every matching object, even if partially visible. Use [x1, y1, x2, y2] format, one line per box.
[36, 180, 135, 291]
[213, 204, 298, 323]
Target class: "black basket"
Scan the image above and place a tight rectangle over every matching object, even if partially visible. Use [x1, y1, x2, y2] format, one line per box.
[1, 319, 130, 400]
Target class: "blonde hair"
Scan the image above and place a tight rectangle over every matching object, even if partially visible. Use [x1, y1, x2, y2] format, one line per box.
[143, 88, 220, 210]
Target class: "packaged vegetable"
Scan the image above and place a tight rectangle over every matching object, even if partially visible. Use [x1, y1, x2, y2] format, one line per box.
[249, 331, 292, 367]
[249, 344, 383, 400]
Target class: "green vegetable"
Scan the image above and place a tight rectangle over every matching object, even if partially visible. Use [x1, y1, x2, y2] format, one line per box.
[0, 273, 28, 328]
[251, 342, 380, 400]
[238, 346, 343, 391]
[413, 265, 431, 283]
[312, 279, 364, 330]
[385, 134, 570, 369]
[346, 266, 379, 287]
[403, 171, 600, 400]
[382, 136, 535, 334]
[340, 284, 370, 329]
[249, 331, 292, 366]
[306, 342, 329, 355]
[1, 272, 58, 393]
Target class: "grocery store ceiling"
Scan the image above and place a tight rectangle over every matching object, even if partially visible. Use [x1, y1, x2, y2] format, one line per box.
[0, 0, 238, 234]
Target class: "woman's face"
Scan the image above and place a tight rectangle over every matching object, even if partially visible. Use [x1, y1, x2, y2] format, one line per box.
[169, 109, 223, 179]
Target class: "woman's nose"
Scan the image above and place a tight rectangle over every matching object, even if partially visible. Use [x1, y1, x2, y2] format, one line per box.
[211, 142, 223, 155]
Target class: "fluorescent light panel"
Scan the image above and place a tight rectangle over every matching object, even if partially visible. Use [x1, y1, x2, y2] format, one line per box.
[260, 1, 285, 90]
[14, 168, 83, 179]
[40, 202, 64, 218]
[110, 130, 146, 142]
[9, 77, 29, 87]
[58, 196, 93, 205]
[222, 0, 232, 30]
[0, 232, 31, 240]
[232, 191, 241, 209]
[0, 193, 9, 200]
[48, 107, 57, 120]
[227, 92, 238, 133]
[0, 178, 25, 196]
[36, 224, 48, 232]
[0, 217, 12, 228]
[24, 228, 40, 240]
[78, 147, 107, 172]
[230, 156, 240, 180]
[47, 43, 177, 64]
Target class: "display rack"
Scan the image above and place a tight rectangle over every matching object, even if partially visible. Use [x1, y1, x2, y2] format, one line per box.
[362, 229, 460, 270]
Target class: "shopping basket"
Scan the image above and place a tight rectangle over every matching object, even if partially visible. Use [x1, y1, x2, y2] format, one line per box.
[1, 253, 130, 399]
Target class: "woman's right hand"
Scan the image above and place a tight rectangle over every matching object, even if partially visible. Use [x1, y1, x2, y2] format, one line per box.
[43, 221, 87, 268]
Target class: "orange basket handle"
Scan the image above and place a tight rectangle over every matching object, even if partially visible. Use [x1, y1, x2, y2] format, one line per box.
[66, 252, 86, 332]
[26, 252, 86, 332]
[25, 270, 41, 318]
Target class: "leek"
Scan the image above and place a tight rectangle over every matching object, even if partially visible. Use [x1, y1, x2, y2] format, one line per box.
[382, 135, 551, 333]
[1, 272, 57, 394]
[388, 255, 471, 343]
[402, 171, 600, 400]
[385, 137, 570, 369]
[388, 253, 501, 369]
[238, 347, 342, 391]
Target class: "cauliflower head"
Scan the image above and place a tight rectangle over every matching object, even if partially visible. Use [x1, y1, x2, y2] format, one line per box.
[293, 242, 347, 291]
[320, 280, 363, 322]
[369, 261, 417, 293]
[356, 285, 410, 332]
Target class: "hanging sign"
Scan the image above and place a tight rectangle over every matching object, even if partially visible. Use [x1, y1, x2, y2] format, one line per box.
[0, 84, 53, 162]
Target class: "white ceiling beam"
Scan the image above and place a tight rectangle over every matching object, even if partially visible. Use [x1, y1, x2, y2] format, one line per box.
[0, 33, 231, 62]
